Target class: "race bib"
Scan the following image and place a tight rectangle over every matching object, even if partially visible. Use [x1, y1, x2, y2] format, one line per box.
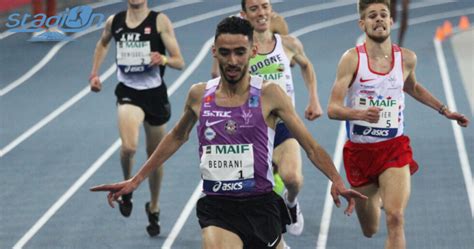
[200, 144, 255, 193]
[352, 97, 399, 138]
[261, 73, 292, 95]
[116, 41, 151, 74]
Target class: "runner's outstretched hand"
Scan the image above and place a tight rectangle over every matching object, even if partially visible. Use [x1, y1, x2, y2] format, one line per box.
[331, 181, 368, 216]
[90, 179, 138, 208]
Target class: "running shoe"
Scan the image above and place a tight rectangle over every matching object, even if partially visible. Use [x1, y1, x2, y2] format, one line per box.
[145, 202, 160, 237]
[284, 190, 304, 236]
[119, 192, 133, 217]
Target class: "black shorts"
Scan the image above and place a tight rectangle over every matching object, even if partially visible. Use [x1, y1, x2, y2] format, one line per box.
[274, 122, 293, 148]
[114, 82, 171, 126]
[196, 192, 291, 249]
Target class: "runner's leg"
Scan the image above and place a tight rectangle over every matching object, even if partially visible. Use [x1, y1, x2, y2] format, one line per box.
[353, 183, 381, 237]
[379, 165, 410, 249]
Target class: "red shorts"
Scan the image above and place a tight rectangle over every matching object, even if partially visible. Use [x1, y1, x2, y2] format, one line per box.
[343, 135, 419, 187]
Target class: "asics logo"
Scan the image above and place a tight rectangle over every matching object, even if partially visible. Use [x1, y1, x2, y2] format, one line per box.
[212, 181, 222, 192]
[205, 119, 226, 127]
[212, 181, 243, 192]
[363, 127, 389, 137]
[362, 127, 372, 135]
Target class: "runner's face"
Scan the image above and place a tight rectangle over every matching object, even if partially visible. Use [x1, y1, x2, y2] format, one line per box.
[213, 34, 256, 85]
[242, 0, 272, 33]
[360, 3, 392, 43]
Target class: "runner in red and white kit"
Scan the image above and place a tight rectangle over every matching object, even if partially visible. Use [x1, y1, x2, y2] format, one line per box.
[327, 1, 469, 248]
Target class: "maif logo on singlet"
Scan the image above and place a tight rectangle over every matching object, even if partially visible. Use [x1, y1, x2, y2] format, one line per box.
[5, 5, 105, 42]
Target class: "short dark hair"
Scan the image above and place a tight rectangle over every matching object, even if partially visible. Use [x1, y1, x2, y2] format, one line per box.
[241, 0, 246, 11]
[214, 16, 254, 43]
[358, 0, 390, 18]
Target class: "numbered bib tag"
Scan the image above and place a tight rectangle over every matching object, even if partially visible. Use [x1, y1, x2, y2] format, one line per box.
[116, 41, 151, 74]
[352, 97, 399, 138]
[200, 144, 255, 193]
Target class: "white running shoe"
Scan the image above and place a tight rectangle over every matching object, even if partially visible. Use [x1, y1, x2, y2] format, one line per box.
[284, 190, 304, 236]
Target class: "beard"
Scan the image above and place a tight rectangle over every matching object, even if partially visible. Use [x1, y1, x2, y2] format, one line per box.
[219, 64, 247, 85]
[366, 27, 390, 43]
[367, 33, 390, 43]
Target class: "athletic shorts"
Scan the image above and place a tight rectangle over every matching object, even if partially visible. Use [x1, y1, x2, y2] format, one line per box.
[114, 82, 171, 126]
[196, 192, 291, 249]
[343, 135, 419, 187]
[274, 122, 293, 148]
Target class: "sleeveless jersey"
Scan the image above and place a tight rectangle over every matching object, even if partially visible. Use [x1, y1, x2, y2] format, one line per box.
[346, 43, 405, 143]
[197, 76, 275, 196]
[249, 34, 295, 105]
[112, 11, 166, 90]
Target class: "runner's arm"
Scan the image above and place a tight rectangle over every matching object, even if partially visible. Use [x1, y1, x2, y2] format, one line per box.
[132, 84, 201, 183]
[264, 83, 367, 213]
[270, 13, 289, 35]
[157, 13, 185, 69]
[90, 84, 202, 204]
[284, 35, 322, 120]
[265, 83, 339, 181]
[89, 15, 114, 91]
[327, 49, 381, 123]
[402, 49, 469, 127]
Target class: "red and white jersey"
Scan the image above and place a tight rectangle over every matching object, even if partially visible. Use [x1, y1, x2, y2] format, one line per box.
[346, 43, 405, 143]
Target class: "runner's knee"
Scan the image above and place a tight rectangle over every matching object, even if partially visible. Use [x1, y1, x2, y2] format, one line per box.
[361, 224, 378, 238]
[121, 144, 137, 158]
[361, 222, 379, 238]
[279, 168, 303, 188]
[385, 210, 404, 229]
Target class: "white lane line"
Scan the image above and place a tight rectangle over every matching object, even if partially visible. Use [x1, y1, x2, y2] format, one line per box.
[316, 8, 474, 249]
[168, 38, 214, 96]
[173, 0, 283, 28]
[280, 0, 353, 18]
[0, 66, 116, 158]
[0, 0, 202, 96]
[161, 37, 213, 248]
[316, 123, 345, 249]
[12, 139, 122, 249]
[162, 180, 203, 249]
[434, 39, 474, 218]
[0, 1, 246, 158]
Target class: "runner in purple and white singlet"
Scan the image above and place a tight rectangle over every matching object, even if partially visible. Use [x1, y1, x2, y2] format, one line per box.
[91, 17, 366, 249]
